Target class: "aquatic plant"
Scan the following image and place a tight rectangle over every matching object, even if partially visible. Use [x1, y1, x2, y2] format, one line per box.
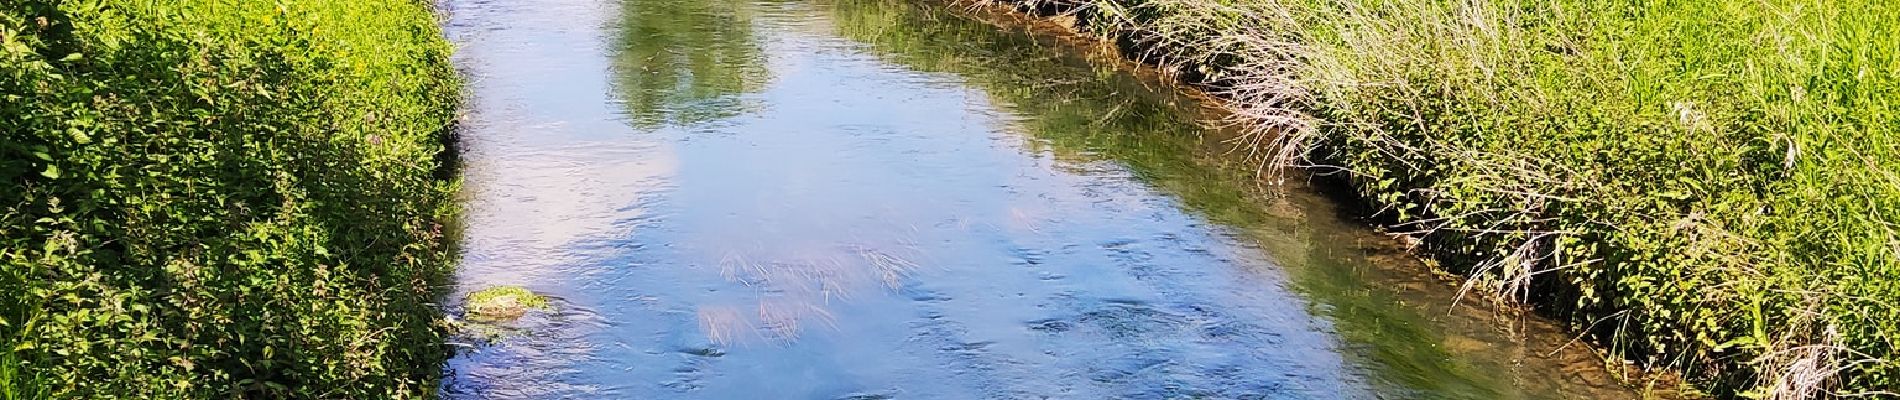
[970, 0, 1900, 396]
[0, 0, 460, 397]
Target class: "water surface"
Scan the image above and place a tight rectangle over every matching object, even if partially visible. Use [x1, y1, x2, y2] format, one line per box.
[438, 0, 1641, 398]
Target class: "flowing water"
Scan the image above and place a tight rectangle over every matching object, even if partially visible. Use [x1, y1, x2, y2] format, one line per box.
[437, 0, 1645, 398]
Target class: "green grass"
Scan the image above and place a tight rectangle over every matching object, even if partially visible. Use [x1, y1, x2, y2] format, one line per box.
[979, 0, 1899, 396]
[0, 0, 460, 397]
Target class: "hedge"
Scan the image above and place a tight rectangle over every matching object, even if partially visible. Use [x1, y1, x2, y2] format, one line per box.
[1, 0, 459, 397]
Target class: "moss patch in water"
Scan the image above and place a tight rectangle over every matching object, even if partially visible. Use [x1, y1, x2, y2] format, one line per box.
[465, 286, 552, 321]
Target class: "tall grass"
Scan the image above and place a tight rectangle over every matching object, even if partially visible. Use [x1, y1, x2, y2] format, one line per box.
[1, 0, 460, 397]
[979, 0, 1899, 396]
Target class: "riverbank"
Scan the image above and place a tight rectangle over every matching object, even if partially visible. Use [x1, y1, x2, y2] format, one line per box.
[959, 0, 1899, 397]
[0, 0, 460, 398]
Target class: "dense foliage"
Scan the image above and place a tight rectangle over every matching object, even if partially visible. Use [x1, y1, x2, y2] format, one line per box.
[0, 0, 460, 397]
[990, 0, 1899, 396]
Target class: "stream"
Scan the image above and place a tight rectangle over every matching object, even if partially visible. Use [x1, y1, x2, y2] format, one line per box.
[437, 0, 1641, 398]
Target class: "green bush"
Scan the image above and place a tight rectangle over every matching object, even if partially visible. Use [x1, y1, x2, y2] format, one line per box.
[0, 0, 459, 397]
[991, 0, 1898, 396]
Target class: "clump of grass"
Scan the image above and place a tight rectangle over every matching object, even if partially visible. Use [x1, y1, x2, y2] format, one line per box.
[979, 0, 1899, 396]
[0, 0, 460, 397]
[465, 286, 551, 321]
[0, 344, 45, 400]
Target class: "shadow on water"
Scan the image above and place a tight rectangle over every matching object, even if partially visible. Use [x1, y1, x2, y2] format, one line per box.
[439, 0, 1645, 397]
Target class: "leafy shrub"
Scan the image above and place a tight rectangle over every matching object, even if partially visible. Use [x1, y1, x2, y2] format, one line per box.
[0, 0, 459, 397]
[990, 0, 1898, 396]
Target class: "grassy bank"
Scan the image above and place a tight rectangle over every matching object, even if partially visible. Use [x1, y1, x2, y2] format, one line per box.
[973, 0, 1898, 397]
[0, 0, 460, 397]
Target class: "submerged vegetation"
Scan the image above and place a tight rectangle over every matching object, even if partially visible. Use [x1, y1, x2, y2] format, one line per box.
[972, 0, 1899, 396]
[0, 0, 459, 397]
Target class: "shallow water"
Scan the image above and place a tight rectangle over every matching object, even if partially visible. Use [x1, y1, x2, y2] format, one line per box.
[438, 0, 1642, 398]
